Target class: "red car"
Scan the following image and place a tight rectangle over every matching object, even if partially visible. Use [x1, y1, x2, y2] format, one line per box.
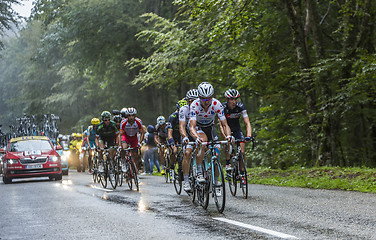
[1, 136, 63, 184]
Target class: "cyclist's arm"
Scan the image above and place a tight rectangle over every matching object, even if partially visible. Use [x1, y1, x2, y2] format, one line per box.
[139, 128, 145, 143]
[219, 120, 226, 137]
[219, 118, 231, 139]
[95, 136, 99, 148]
[167, 128, 173, 140]
[243, 115, 252, 137]
[189, 119, 199, 140]
[154, 134, 161, 145]
[179, 121, 187, 138]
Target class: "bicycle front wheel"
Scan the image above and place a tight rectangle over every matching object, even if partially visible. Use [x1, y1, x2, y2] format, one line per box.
[228, 166, 237, 196]
[108, 158, 118, 189]
[213, 161, 226, 213]
[98, 160, 107, 188]
[239, 153, 248, 199]
[173, 159, 182, 195]
[188, 163, 196, 203]
[164, 156, 170, 183]
[92, 156, 98, 183]
[131, 161, 139, 191]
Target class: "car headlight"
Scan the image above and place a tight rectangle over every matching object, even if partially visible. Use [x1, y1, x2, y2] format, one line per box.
[7, 159, 19, 165]
[50, 156, 60, 162]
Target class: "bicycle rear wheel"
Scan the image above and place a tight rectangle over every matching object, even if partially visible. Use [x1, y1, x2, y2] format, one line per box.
[228, 166, 237, 196]
[98, 160, 107, 188]
[213, 161, 226, 213]
[108, 158, 118, 189]
[173, 159, 182, 195]
[239, 153, 248, 199]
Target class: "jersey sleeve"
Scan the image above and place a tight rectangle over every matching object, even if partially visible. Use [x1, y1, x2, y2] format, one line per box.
[214, 100, 226, 121]
[238, 102, 248, 118]
[179, 106, 188, 122]
[189, 100, 199, 121]
[136, 118, 143, 130]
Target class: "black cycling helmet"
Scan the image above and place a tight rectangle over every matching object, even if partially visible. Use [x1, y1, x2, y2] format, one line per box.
[113, 115, 122, 123]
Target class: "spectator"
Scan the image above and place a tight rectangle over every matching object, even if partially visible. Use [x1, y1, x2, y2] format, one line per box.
[144, 125, 159, 174]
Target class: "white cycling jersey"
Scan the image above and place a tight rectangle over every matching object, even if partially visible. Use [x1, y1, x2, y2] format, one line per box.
[189, 98, 226, 127]
[179, 104, 190, 123]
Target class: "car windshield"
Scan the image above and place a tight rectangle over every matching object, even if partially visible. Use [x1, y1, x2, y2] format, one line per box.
[9, 140, 52, 152]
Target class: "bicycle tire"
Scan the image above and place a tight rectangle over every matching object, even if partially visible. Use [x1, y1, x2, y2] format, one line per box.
[108, 157, 118, 189]
[228, 165, 237, 196]
[188, 162, 196, 203]
[239, 153, 248, 199]
[213, 161, 226, 213]
[199, 162, 209, 210]
[131, 160, 139, 191]
[98, 160, 107, 188]
[173, 157, 182, 195]
[92, 156, 98, 183]
[164, 154, 170, 183]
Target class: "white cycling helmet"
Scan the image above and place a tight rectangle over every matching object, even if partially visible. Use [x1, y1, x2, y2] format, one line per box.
[120, 107, 128, 117]
[198, 82, 214, 98]
[127, 107, 137, 115]
[186, 89, 199, 101]
[224, 89, 240, 99]
[157, 116, 166, 125]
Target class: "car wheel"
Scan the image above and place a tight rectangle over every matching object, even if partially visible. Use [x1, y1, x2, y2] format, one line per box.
[62, 170, 69, 175]
[55, 174, 62, 181]
[3, 176, 12, 184]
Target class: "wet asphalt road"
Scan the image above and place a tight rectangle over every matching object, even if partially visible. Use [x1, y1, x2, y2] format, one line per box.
[0, 171, 375, 240]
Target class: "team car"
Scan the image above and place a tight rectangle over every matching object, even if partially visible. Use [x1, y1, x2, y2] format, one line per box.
[1, 136, 63, 184]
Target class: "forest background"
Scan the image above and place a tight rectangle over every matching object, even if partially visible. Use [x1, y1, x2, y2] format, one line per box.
[1, 0, 375, 169]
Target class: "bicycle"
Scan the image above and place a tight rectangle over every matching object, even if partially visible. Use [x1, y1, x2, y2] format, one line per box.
[226, 138, 255, 199]
[119, 147, 139, 191]
[192, 140, 229, 213]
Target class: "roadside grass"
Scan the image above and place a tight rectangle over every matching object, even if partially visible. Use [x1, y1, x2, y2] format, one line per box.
[247, 166, 376, 193]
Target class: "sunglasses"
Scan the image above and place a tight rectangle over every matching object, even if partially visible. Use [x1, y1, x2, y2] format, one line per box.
[103, 119, 110, 122]
[200, 97, 212, 102]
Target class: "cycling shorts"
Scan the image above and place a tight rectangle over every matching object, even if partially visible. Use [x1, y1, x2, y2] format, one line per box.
[232, 129, 244, 142]
[196, 125, 219, 142]
[98, 137, 116, 147]
[89, 141, 97, 148]
[122, 134, 138, 148]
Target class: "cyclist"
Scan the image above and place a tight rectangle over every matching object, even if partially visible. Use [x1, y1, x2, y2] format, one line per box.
[119, 107, 144, 172]
[86, 118, 100, 173]
[155, 116, 168, 175]
[220, 89, 253, 185]
[113, 114, 123, 130]
[95, 111, 119, 169]
[179, 89, 199, 192]
[166, 99, 187, 178]
[189, 82, 233, 192]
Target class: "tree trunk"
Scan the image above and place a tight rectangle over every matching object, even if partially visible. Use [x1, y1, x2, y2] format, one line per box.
[282, 0, 318, 162]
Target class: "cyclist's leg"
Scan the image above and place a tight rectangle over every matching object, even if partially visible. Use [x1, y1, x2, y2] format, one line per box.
[182, 144, 194, 190]
[169, 145, 177, 168]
